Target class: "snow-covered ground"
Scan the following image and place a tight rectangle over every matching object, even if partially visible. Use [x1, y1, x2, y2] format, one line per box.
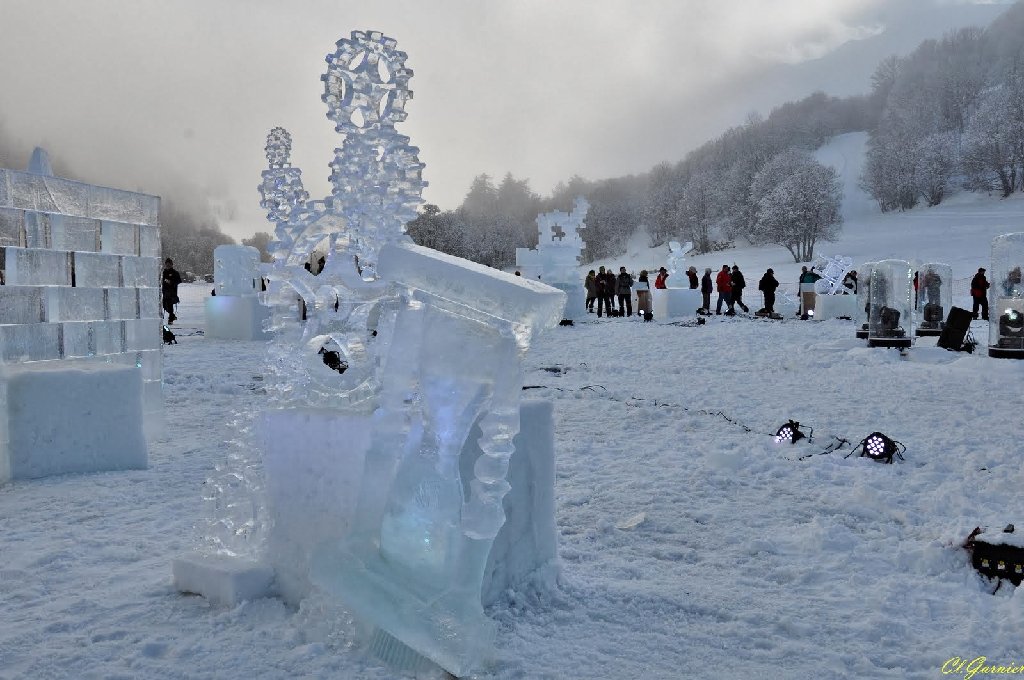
[5, 147, 1024, 678]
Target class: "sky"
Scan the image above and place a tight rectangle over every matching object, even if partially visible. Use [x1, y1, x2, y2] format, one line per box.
[0, 0, 1014, 241]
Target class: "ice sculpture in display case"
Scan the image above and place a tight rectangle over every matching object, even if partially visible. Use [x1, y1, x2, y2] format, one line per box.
[855, 262, 875, 339]
[868, 259, 913, 348]
[915, 262, 951, 337]
[204, 244, 270, 340]
[0, 147, 160, 484]
[514, 198, 588, 320]
[988, 233, 1024, 359]
[174, 30, 566, 678]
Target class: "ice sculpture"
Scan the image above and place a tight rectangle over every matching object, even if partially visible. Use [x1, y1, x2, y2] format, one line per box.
[185, 30, 566, 678]
[0, 148, 160, 483]
[814, 254, 854, 295]
[310, 242, 565, 676]
[855, 261, 876, 339]
[258, 127, 308, 226]
[204, 245, 270, 340]
[666, 240, 693, 280]
[514, 198, 588, 319]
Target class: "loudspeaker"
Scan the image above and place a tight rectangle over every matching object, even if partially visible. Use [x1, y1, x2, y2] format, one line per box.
[937, 306, 973, 351]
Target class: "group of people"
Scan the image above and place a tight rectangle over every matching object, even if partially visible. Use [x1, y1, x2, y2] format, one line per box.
[583, 263, 785, 319]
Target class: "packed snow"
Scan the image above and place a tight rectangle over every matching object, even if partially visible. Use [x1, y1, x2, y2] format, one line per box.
[4, 150, 1024, 677]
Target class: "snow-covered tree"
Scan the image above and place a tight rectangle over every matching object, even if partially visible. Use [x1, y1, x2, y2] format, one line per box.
[751, 150, 842, 262]
[962, 81, 1024, 197]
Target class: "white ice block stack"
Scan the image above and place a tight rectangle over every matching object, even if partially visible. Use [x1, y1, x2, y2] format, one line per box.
[0, 148, 161, 483]
[204, 244, 270, 340]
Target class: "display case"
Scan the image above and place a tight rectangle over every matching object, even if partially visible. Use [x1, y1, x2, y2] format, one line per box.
[989, 233, 1024, 358]
[868, 260, 913, 348]
[855, 262, 875, 340]
[915, 262, 951, 337]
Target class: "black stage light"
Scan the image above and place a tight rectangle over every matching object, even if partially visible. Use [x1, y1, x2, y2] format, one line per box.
[775, 420, 809, 444]
[858, 432, 905, 463]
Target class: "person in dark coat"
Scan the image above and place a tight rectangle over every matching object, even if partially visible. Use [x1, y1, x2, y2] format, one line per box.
[758, 268, 779, 315]
[584, 270, 598, 313]
[842, 269, 857, 295]
[715, 265, 734, 315]
[730, 265, 749, 313]
[686, 266, 699, 289]
[602, 267, 617, 316]
[616, 266, 634, 318]
[596, 266, 611, 317]
[971, 267, 990, 320]
[162, 258, 182, 324]
[700, 267, 713, 313]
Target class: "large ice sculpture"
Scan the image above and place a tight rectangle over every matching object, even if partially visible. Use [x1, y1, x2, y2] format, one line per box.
[310, 242, 565, 676]
[988, 233, 1024, 359]
[0, 148, 160, 483]
[514, 198, 588, 319]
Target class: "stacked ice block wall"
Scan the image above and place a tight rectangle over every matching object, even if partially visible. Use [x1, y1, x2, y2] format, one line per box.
[0, 158, 162, 434]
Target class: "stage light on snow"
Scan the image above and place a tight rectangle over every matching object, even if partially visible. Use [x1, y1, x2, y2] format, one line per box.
[858, 432, 905, 463]
[774, 420, 808, 444]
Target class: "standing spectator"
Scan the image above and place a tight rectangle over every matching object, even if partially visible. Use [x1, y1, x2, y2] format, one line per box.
[584, 270, 598, 313]
[700, 267, 713, 313]
[799, 266, 821, 320]
[971, 267, 990, 320]
[842, 269, 858, 295]
[686, 266, 699, 289]
[913, 271, 919, 309]
[602, 266, 617, 317]
[758, 268, 779, 315]
[715, 264, 734, 315]
[730, 265, 749, 313]
[616, 266, 634, 318]
[655, 267, 669, 289]
[162, 258, 182, 325]
[596, 266, 610, 317]
[636, 270, 652, 318]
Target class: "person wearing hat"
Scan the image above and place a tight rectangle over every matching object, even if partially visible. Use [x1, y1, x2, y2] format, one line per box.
[686, 266, 698, 289]
[758, 268, 779, 316]
[971, 267, 990, 321]
[730, 265, 750, 313]
[655, 267, 669, 289]
[700, 267, 713, 313]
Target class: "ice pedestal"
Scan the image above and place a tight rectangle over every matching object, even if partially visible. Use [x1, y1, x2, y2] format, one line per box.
[0, 360, 147, 484]
[812, 294, 857, 320]
[308, 242, 563, 677]
[652, 288, 701, 319]
[547, 281, 586, 321]
[204, 296, 271, 341]
[259, 401, 557, 609]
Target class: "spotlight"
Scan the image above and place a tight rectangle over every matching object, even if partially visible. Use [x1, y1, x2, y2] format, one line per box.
[774, 420, 809, 444]
[858, 432, 905, 463]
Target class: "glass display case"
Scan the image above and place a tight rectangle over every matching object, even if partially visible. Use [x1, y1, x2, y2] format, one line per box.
[855, 261, 875, 340]
[989, 233, 1024, 358]
[868, 260, 913, 348]
[915, 262, 951, 337]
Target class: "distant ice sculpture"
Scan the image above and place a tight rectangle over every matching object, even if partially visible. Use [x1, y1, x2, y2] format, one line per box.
[0, 147, 161, 483]
[204, 245, 270, 340]
[258, 127, 308, 227]
[514, 197, 588, 319]
[666, 240, 693, 280]
[814, 254, 854, 295]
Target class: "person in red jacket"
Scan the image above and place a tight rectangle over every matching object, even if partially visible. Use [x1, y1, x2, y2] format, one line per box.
[715, 264, 734, 315]
[971, 267, 990, 320]
[654, 267, 669, 289]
